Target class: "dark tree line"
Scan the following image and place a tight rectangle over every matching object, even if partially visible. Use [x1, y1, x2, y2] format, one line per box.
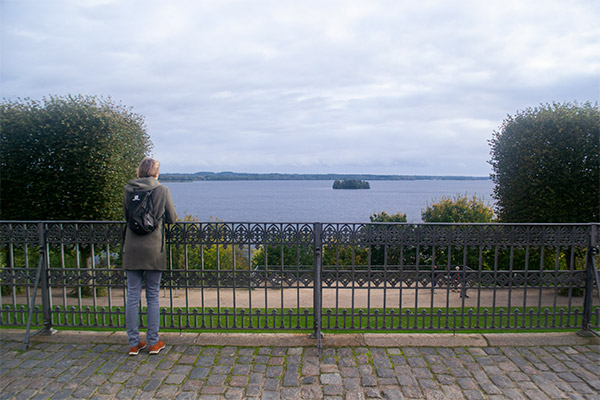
[1, 95, 151, 220]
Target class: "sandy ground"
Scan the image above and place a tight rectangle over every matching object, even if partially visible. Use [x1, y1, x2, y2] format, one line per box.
[7, 286, 597, 310]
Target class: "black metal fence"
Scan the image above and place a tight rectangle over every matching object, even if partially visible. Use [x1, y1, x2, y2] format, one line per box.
[1, 221, 599, 345]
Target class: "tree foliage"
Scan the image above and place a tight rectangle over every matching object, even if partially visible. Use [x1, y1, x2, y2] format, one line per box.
[421, 194, 494, 223]
[369, 211, 407, 223]
[0, 95, 152, 220]
[489, 102, 599, 222]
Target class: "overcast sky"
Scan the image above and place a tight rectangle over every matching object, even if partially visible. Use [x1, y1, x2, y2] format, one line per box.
[2, 0, 598, 176]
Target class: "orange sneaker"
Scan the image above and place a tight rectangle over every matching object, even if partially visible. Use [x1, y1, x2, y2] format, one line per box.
[149, 340, 165, 355]
[128, 341, 146, 356]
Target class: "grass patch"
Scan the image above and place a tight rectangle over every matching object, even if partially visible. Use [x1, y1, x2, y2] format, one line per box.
[2, 304, 597, 333]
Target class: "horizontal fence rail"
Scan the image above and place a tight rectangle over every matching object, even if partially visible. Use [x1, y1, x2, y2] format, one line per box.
[1, 221, 599, 343]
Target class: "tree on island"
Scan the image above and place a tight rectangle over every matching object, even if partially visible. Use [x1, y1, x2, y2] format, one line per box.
[0, 95, 152, 220]
[489, 102, 599, 222]
[333, 179, 370, 189]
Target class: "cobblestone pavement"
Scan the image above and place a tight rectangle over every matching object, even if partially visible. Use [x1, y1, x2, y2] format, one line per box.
[1, 333, 599, 399]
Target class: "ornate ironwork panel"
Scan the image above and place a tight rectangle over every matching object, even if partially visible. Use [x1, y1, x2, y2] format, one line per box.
[0, 222, 40, 246]
[0, 221, 597, 334]
[44, 222, 124, 247]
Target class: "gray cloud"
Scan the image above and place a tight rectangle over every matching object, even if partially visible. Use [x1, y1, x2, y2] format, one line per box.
[2, 0, 598, 175]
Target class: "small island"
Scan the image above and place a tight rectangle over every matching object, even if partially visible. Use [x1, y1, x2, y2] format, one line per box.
[333, 179, 370, 189]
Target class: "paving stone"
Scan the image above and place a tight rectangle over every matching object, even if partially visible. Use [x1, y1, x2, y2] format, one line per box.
[164, 373, 186, 385]
[464, 389, 486, 400]
[237, 355, 254, 364]
[258, 347, 272, 355]
[266, 365, 283, 377]
[373, 357, 392, 369]
[284, 354, 299, 365]
[456, 377, 479, 390]
[201, 385, 227, 395]
[262, 391, 281, 400]
[375, 368, 395, 378]
[206, 374, 227, 386]
[283, 371, 300, 387]
[268, 356, 285, 365]
[229, 375, 248, 387]
[142, 378, 162, 392]
[195, 356, 215, 367]
[225, 387, 244, 400]
[189, 366, 211, 380]
[396, 374, 418, 386]
[381, 387, 404, 400]
[323, 384, 343, 395]
[321, 373, 343, 385]
[249, 372, 264, 384]
[232, 364, 252, 375]
[287, 347, 303, 355]
[364, 386, 382, 398]
[181, 379, 203, 392]
[176, 392, 198, 400]
[202, 347, 220, 356]
[355, 354, 369, 364]
[418, 377, 440, 390]
[301, 385, 323, 399]
[217, 356, 235, 365]
[264, 377, 281, 391]
[254, 355, 270, 364]
[245, 384, 262, 397]
[358, 365, 374, 375]
[212, 364, 232, 374]
[499, 388, 528, 400]
[340, 367, 360, 377]
[302, 376, 316, 384]
[71, 385, 97, 398]
[253, 363, 267, 373]
[339, 357, 356, 367]
[48, 389, 74, 400]
[155, 384, 178, 398]
[303, 363, 320, 376]
[115, 387, 139, 399]
[280, 387, 301, 399]
[343, 377, 361, 391]
[321, 364, 340, 373]
[480, 382, 503, 395]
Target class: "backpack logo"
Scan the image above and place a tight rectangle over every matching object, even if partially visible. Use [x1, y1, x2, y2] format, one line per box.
[126, 190, 158, 235]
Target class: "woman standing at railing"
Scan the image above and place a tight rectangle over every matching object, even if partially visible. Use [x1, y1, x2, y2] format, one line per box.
[122, 157, 177, 356]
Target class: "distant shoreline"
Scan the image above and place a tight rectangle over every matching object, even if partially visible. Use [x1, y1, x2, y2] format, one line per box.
[160, 172, 490, 182]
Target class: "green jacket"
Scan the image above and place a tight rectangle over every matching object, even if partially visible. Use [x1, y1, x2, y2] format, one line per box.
[122, 177, 177, 270]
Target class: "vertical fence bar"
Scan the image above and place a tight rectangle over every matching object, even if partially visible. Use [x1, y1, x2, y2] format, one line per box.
[580, 224, 598, 335]
[312, 223, 323, 352]
[39, 222, 54, 334]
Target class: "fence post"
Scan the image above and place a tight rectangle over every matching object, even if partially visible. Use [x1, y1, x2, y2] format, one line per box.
[23, 223, 56, 350]
[311, 223, 323, 351]
[580, 224, 598, 336]
[39, 222, 55, 335]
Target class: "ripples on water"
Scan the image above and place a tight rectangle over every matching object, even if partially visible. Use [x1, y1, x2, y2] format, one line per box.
[166, 179, 495, 223]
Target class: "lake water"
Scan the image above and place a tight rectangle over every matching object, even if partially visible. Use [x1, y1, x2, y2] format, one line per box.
[166, 179, 495, 223]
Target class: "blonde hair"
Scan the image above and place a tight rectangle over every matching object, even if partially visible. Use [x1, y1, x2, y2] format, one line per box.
[137, 158, 160, 178]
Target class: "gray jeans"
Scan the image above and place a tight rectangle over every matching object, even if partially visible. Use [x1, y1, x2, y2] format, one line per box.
[125, 270, 162, 347]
